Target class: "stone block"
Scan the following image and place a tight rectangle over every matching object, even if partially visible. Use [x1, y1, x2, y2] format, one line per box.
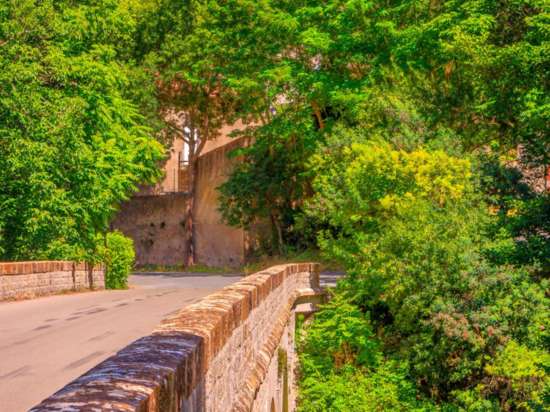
[31, 263, 321, 412]
[0, 261, 104, 301]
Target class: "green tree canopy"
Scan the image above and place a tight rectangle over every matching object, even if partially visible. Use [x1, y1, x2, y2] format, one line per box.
[0, 0, 163, 260]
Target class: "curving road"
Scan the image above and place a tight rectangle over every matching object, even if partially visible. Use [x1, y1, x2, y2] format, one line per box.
[0, 273, 241, 412]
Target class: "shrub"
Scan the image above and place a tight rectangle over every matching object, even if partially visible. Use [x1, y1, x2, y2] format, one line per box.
[298, 294, 380, 374]
[303, 133, 549, 408]
[297, 295, 435, 412]
[298, 365, 435, 412]
[102, 231, 135, 289]
[481, 341, 550, 411]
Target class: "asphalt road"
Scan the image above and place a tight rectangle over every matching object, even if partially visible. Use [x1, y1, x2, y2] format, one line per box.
[0, 273, 241, 412]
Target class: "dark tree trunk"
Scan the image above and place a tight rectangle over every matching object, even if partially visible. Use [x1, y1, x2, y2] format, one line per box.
[86, 261, 95, 290]
[311, 101, 325, 130]
[183, 118, 207, 267]
[270, 212, 284, 255]
[71, 262, 76, 291]
[179, 109, 209, 267]
[184, 157, 198, 267]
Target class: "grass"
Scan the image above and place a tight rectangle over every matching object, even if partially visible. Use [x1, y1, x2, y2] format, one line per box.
[133, 249, 342, 276]
[241, 249, 342, 275]
[133, 263, 236, 274]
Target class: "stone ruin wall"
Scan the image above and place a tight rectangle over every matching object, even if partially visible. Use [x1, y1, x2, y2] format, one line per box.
[0, 261, 104, 301]
[194, 137, 249, 268]
[112, 136, 250, 268]
[31, 263, 321, 412]
[112, 193, 190, 267]
[250, 305, 298, 412]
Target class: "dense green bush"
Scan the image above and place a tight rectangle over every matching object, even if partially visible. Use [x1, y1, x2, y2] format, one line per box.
[301, 133, 549, 410]
[480, 154, 550, 275]
[298, 295, 437, 412]
[101, 231, 135, 290]
[0, 0, 163, 262]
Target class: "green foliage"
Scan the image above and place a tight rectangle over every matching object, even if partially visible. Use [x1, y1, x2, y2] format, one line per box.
[307, 130, 482, 308]
[481, 341, 549, 411]
[218, 111, 318, 253]
[101, 231, 135, 290]
[0, 0, 164, 261]
[1, 0, 548, 409]
[299, 294, 380, 373]
[305, 136, 549, 408]
[298, 296, 435, 412]
[299, 365, 435, 412]
[480, 154, 550, 273]
[189, 1, 550, 407]
[216, 0, 550, 253]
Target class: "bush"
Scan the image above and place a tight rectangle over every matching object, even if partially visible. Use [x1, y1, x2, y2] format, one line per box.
[102, 231, 135, 289]
[297, 296, 435, 412]
[302, 133, 549, 408]
[480, 155, 550, 274]
[298, 365, 434, 412]
[298, 294, 380, 374]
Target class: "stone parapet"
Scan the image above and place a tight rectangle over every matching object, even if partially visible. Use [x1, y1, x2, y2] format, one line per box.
[31, 263, 321, 412]
[0, 261, 104, 301]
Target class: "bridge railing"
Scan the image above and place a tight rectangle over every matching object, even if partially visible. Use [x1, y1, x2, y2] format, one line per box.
[0, 261, 104, 301]
[31, 263, 321, 412]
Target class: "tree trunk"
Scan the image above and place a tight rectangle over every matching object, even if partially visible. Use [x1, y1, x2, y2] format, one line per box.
[86, 261, 95, 290]
[180, 110, 209, 267]
[184, 145, 198, 267]
[545, 164, 549, 192]
[71, 262, 76, 291]
[270, 212, 284, 256]
[311, 101, 325, 130]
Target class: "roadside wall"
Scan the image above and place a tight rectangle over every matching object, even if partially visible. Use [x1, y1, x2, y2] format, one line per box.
[0, 261, 104, 301]
[31, 263, 321, 412]
[112, 193, 190, 266]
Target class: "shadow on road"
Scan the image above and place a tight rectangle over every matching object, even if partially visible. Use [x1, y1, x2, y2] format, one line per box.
[133, 272, 243, 278]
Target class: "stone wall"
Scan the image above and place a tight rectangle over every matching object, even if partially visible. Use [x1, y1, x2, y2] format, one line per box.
[113, 138, 249, 267]
[31, 263, 321, 412]
[194, 137, 248, 267]
[112, 193, 190, 266]
[250, 304, 298, 412]
[0, 261, 104, 301]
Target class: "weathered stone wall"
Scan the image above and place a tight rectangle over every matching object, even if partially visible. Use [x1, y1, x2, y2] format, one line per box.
[113, 138, 249, 267]
[31, 263, 321, 412]
[251, 308, 298, 412]
[194, 138, 248, 267]
[0, 261, 104, 301]
[112, 193, 190, 266]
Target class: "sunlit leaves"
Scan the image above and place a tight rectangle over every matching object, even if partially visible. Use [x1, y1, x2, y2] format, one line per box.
[0, 0, 163, 260]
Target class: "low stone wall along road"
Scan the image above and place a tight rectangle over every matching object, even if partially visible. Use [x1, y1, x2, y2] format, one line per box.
[0, 272, 241, 412]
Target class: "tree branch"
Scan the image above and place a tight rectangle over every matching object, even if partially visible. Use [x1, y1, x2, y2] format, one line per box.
[165, 122, 191, 145]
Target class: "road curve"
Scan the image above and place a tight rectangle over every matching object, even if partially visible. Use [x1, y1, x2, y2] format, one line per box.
[0, 273, 240, 412]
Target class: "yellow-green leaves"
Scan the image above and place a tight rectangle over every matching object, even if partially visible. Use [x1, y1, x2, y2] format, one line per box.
[481, 341, 550, 410]
[311, 139, 474, 227]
